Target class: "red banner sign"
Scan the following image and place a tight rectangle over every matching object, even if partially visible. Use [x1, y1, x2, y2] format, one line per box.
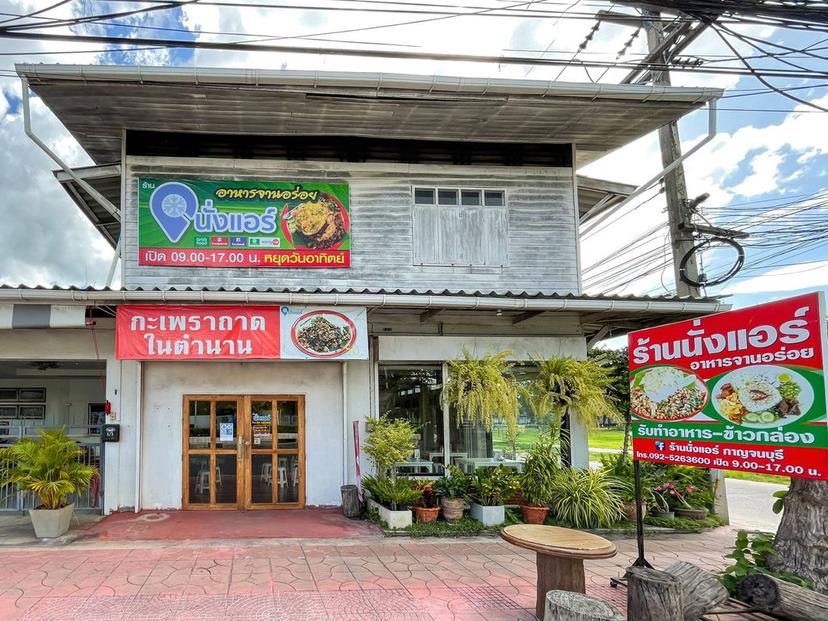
[117, 305, 282, 360]
[629, 292, 828, 481]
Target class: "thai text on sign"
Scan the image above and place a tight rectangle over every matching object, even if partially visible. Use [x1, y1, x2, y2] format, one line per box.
[116, 305, 368, 360]
[628, 292, 828, 481]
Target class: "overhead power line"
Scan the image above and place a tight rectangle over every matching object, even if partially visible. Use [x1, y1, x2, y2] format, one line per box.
[4, 30, 828, 79]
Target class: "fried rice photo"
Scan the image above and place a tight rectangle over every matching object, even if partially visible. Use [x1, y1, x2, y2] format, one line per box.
[631, 367, 706, 421]
[296, 315, 352, 354]
[716, 372, 801, 425]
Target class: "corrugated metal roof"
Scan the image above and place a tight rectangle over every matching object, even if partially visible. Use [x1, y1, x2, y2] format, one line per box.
[0, 283, 721, 303]
[18, 64, 721, 167]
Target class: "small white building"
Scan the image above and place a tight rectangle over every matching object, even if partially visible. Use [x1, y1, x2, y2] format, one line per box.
[0, 64, 725, 514]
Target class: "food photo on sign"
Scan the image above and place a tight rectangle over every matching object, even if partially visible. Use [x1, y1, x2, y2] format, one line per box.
[279, 306, 368, 360]
[628, 292, 828, 481]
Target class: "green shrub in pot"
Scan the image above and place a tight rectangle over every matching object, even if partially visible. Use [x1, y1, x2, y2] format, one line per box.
[435, 465, 469, 522]
[0, 428, 97, 538]
[469, 466, 519, 526]
[519, 437, 559, 523]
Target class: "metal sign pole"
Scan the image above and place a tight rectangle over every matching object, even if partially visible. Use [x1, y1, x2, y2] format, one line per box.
[632, 459, 652, 568]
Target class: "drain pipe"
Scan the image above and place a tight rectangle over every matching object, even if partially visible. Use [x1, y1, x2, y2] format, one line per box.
[134, 361, 143, 513]
[581, 99, 718, 234]
[21, 78, 122, 284]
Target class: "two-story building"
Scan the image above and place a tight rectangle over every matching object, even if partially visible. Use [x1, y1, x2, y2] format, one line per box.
[0, 64, 726, 515]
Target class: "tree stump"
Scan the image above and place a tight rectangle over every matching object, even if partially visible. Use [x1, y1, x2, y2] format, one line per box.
[664, 561, 729, 621]
[544, 590, 625, 621]
[340, 484, 360, 518]
[627, 567, 684, 621]
[738, 573, 828, 621]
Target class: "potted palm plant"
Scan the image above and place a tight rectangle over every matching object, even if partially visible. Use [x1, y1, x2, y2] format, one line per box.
[469, 466, 519, 526]
[435, 465, 469, 522]
[519, 436, 559, 524]
[0, 429, 97, 538]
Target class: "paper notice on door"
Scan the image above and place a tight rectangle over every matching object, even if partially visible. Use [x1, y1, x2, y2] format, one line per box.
[219, 422, 234, 442]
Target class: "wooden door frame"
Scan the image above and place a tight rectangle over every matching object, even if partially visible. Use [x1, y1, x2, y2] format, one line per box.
[243, 395, 306, 510]
[181, 394, 306, 510]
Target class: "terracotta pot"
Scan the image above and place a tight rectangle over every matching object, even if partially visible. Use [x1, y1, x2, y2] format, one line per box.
[675, 507, 709, 520]
[520, 505, 549, 525]
[441, 497, 465, 523]
[622, 500, 647, 522]
[416, 506, 440, 524]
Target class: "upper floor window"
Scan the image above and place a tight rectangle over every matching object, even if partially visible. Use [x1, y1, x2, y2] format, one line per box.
[413, 187, 508, 267]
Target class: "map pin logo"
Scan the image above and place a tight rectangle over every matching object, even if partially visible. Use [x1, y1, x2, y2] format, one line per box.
[149, 182, 198, 243]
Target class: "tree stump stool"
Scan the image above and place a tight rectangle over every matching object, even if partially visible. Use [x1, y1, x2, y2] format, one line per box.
[544, 590, 625, 621]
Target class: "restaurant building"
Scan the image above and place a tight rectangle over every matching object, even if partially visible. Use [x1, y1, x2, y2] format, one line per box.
[0, 64, 726, 514]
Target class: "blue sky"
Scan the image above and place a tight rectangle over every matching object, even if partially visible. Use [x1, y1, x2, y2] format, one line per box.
[0, 0, 825, 315]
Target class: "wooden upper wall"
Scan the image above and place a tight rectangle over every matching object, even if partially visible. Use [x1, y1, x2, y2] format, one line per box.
[122, 156, 580, 295]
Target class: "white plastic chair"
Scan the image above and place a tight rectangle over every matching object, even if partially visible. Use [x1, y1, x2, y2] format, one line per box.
[195, 470, 210, 494]
[261, 462, 272, 485]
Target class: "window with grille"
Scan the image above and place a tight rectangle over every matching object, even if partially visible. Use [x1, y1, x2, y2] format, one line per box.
[413, 187, 508, 267]
[0, 388, 46, 420]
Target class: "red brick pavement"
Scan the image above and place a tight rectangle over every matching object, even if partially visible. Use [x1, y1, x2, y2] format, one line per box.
[0, 527, 743, 620]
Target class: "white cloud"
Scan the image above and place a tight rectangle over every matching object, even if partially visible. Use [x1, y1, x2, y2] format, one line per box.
[721, 260, 828, 296]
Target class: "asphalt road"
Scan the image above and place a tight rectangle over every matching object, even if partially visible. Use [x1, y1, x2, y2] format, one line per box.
[725, 478, 788, 532]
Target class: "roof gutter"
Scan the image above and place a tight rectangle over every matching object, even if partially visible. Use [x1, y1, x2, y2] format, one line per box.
[21, 77, 122, 286]
[0, 289, 727, 314]
[16, 64, 722, 103]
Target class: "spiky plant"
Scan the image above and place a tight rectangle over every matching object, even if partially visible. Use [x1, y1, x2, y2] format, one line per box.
[0, 428, 97, 510]
[442, 350, 519, 432]
[548, 468, 626, 528]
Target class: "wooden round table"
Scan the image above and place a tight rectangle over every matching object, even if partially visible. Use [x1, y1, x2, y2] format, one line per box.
[501, 524, 617, 619]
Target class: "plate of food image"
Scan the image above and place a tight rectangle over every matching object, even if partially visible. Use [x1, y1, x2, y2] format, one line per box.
[630, 366, 709, 421]
[281, 194, 350, 251]
[711, 365, 814, 427]
[290, 310, 357, 358]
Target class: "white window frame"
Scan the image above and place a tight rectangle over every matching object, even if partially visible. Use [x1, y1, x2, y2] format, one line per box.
[412, 186, 508, 268]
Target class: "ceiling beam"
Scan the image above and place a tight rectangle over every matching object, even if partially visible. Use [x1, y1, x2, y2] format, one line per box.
[512, 311, 545, 325]
[587, 325, 613, 348]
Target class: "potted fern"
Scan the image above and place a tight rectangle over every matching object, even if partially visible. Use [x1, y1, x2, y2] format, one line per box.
[0, 429, 97, 538]
[519, 436, 559, 524]
[442, 350, 519, 432]
[530, 356, 619, 465]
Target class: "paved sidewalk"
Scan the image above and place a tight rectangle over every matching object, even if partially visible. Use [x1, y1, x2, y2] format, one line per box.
[0, 527, 743, 620]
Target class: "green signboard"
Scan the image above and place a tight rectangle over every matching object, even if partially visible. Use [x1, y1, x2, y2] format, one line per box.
[138, 178, 351, 268]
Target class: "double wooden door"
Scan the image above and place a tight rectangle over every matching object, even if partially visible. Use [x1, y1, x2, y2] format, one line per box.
[182, 395, 305, 509]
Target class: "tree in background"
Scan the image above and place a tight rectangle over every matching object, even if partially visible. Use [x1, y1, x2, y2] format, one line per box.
[589, 346, 631, 461]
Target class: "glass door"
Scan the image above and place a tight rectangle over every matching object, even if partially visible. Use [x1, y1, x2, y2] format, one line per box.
[245, 396, 305, 508]
[182, 396, 242, 509]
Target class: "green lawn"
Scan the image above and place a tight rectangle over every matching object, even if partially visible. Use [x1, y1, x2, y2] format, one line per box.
[492, 426, 626, 453]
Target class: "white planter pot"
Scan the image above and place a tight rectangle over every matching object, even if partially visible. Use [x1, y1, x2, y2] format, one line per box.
[470, 503, 505, 526]
[29, 503, 74, 538]
[368, 498, 412, 530]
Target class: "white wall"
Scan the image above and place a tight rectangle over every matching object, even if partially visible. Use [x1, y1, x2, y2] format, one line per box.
[139, 360, 344, 509]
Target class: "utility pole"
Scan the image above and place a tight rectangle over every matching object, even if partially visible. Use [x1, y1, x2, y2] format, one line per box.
[642, 9, 701, 298]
